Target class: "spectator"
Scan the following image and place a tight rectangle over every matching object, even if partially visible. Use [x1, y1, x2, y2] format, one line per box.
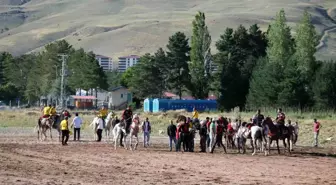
[142, 117, 151, 147]
[60, 117, 70, 145]
[199, 120, 207, 152]
[313, 118, 322, 147]
[71, 113, 82, 141]
[96, 116, 104, 142]
[167, 120, 177, 151]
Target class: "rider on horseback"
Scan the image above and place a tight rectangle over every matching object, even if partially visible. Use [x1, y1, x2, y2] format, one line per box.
[99, 106, 108, 128]
[276, 108, 286, 135]
[122, 106, 133, 133]
[252, 109, 264, 127]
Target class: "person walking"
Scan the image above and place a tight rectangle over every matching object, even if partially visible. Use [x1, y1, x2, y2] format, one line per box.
[142, 117, 151, 147]
[313, 118, 322, 147]
[199, 120, 207, 152]
[208, 118, 216, 152]
[96, 115, 104, 142]
[210, 120, 227, 153]
[167, 120, 177, 151]
[71, 113, 82, 141]
[60, 117, 70, 145]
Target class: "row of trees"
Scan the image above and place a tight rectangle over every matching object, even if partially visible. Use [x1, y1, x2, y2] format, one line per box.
[122, 10, 336, 111]
[0, 40, 108, 105]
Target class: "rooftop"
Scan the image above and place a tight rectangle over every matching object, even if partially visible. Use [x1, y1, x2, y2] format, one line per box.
[118, 55, 140, 59]
[95, 54, 111, 59]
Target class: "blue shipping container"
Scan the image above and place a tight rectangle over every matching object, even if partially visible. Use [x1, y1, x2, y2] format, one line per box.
[152, 99, 217, 112]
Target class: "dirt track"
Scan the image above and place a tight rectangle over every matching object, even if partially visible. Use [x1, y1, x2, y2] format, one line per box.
[1, 128, 336, 185]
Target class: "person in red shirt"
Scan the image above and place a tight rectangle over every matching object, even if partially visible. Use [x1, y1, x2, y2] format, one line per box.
[313, 118, 322, 147]
[176, 121, 184, 152]
[210, 120, 227, 153]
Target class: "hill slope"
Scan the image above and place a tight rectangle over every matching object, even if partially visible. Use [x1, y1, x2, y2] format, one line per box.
[0, 0, 335, 60]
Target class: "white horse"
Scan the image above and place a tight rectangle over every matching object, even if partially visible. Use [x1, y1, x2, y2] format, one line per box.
[104, 112, 115, 140]
[36, 117, 54, 141]
[292, 121, 299, 145]
[112, 121, 127, 150]
[250, 125, 267, 156]
[125, 114, 141, 151]
[235, 124, 250, 154]
[89, 116, 100, 141]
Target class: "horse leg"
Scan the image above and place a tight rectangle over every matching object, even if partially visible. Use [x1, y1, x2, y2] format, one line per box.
[242, 138, 246, 154]
[276, 139, 280, 154]
[130, 135, 133, 151]
[288, 136, 292, 154]
[135, 135, 139, 150]
[50, 128, 52, 140]
[252, 139, 257, 156]
[268, 138, 271, 155]
[114, 133, 118, 150]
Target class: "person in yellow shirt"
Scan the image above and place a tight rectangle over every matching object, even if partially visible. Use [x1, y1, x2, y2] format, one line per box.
[49, 104, 57, 123]
[42, 104, 52, 118]
[99, 106, 108, 128]
[60, 117, 69, 145]
[192, 107, 199, 121]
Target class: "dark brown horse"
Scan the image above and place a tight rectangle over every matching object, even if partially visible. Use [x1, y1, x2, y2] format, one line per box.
[262, 117, 293, 155]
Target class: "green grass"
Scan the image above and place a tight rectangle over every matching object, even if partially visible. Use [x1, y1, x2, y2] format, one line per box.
[1, 108, 335, 147]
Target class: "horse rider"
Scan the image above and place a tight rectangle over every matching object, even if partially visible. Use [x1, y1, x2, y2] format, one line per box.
[252, 109, 264, 127]
[276, 108, 286, 134]
[120, 106, 133, 147]
[41, 104, 52, 122]
[122, 106, 133, 133]
[99, 106, 108, 128]
[50, 104, 57, 120]
[192, 107, 200, 129]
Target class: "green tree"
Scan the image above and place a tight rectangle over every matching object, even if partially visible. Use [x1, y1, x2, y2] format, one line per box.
[295, 10, 319, 76]
[215, 24, 267, 110]
[127, 53, 164, 98]
[166, 32, 191, 99]
[312, 61, 336, 110]
[0, 52, 12, 85]
[246, 58, 282, 109]
[189, 11, 212, 99]
[121, 67, 135, 88]
[106, 70, 123, 89]
[266, 9, 294, 65]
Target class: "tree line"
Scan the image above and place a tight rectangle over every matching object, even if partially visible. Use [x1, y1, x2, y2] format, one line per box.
[121, 10, 336, 111]
[0, 40, 108, 105]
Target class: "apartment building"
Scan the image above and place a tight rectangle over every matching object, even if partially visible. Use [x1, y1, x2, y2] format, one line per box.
[118, 55, 140, 72]
[95, 55, 113, 71]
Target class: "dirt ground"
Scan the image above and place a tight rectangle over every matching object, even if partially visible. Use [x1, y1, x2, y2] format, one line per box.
[1, 128, 336, 185]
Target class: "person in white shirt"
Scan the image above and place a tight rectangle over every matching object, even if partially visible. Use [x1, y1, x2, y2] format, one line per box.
[71, 113, 83, 141]
[142, 117, 151, 147]
[96, 115, 104, 142]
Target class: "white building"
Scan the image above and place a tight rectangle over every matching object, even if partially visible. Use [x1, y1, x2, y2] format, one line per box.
[118, 55, 140, 72]
[95, 54, 113, 71]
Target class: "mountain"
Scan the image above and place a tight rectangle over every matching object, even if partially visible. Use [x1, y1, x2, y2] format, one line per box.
[0, 0, 335, 60]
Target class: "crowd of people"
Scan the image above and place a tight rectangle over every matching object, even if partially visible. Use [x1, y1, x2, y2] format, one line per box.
[38, 104, 322, 149]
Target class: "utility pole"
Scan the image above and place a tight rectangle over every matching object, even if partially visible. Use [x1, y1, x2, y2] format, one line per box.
[58, 54, 68, 109]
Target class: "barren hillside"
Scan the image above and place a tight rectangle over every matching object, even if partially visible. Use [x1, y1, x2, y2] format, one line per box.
[0, 0, 335, 60]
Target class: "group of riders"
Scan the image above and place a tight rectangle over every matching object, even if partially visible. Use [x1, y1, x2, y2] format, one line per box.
[175, 108, 288, 153]
[39, 104, 71, 128]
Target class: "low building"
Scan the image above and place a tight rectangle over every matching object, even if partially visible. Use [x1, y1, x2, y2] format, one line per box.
[118, 55, 140, 72]
[107, 86, 132, 109]
[69, 95, 97, 109]
[95, 54, 113, 71]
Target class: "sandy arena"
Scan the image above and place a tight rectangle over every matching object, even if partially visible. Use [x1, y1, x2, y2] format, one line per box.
[1, 128, 336, 185]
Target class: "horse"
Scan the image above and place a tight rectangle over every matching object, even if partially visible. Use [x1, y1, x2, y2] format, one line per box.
[262, 117, 293, 155]
[292, 121, 299, 145]
[250, 125, 267, 156]
[89, 116, 100, 141]
[125, 115, 141, 151]
[226, 119, 239, 149]
[104, 112, 116, 141]
[36, 114, 61, 141]
[112, 120, 127, 150]
[235, 122, 250, 154]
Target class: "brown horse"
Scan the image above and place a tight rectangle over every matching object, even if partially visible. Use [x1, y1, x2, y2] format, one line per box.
[262, 117, 293, 155]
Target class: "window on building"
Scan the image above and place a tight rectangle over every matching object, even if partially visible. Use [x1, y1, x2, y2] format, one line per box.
[121, 94, 123, 98]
